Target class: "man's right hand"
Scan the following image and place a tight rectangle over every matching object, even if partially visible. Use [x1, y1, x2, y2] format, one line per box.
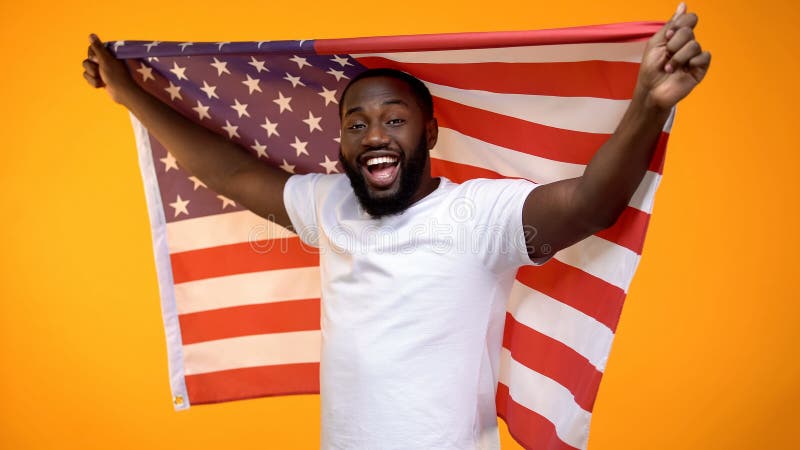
[82, 34, 139, 106]
[81, 32, 294, 229]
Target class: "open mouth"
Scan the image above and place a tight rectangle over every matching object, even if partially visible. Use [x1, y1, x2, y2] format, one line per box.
[361, 153, 401, 189]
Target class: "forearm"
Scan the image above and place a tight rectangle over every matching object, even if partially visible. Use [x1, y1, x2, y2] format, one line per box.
[576, 87, 672, 229]
[119, 84, 256, 196]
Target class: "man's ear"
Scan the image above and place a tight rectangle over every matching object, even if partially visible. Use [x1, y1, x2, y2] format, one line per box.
[426, 117, 439, 150]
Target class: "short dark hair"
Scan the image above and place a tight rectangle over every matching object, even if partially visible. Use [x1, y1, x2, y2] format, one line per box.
[338, 68, 434, 120]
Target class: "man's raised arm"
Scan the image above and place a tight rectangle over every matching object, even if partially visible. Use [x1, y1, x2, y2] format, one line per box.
[82, 34, 293, 229]
[522, 3, 711, 261]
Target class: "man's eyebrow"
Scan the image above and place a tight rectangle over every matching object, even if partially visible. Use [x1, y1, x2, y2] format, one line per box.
[343, 99, 409, 118]
[343, 106, 363, 117]
[383, 99, 408, 108]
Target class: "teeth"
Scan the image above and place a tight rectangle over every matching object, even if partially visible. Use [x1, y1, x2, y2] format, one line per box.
[365, 156, 398, 166]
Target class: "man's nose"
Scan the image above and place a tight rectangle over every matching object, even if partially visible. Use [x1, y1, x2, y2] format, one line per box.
[362, 124, 390, 148]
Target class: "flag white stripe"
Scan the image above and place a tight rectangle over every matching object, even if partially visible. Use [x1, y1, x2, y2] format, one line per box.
[499, 349, 591, 450]
[174, 266, 321, 315]
[507, 281, 614, 371]
[432, 127, 661, 214]
[630, 170, 661, 216]
[554, 234, 640, 292]
[182, 330, 321, 375]
[167, 210, 296, 254]
[353, 41, 646, 64]
[433, 127, 585, 182]
[427, 81, 630, 134]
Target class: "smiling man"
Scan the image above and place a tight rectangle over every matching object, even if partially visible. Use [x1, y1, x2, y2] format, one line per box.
[337, 70, 440, 218]
[83, 4, 709, 449]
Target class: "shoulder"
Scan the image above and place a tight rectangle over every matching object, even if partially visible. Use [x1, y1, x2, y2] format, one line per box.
[285, 172, 348, 197]
[452, 177, 539, 201]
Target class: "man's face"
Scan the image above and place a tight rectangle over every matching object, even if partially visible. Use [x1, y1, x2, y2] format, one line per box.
[338, 76, 437, 217]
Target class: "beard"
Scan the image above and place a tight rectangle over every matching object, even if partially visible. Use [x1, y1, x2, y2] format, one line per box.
[339, 135, 429, 218]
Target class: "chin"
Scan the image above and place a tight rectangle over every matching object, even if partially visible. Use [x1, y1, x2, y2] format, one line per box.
[340, 152, 426, 219]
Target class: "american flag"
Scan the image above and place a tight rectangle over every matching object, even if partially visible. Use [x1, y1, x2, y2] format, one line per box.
[113, 21, 671, 450]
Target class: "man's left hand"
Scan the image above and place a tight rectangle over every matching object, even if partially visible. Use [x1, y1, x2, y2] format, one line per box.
[637, 2, 711, 110]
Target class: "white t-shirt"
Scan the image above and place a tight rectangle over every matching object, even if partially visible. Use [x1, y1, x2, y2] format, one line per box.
[283, 174, 539, 450]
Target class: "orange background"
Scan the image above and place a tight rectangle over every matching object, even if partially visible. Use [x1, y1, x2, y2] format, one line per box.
[1, 0, 797, 449]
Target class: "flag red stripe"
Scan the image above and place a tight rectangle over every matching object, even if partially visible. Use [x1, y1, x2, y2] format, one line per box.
[432, 157, 649, 255]
[650, 131, 669, 174]
[186, 363, 320, 405]
[179, 299, 321, 345]
[170, 237, 320, 284]
[595, 206, 650, 255]
[496, 383, 580, 450]
[517, 260, 625, 331]
[435, 97, 607, 166]
[503, 313, 602, 412]
[431, 157, 504, 181]
[434, 97, 667, 174]
[356, 57, 639, 99]
[314, 22, 661, 55]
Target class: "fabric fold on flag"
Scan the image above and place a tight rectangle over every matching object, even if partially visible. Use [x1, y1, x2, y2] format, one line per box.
[114, 22, 672, 450]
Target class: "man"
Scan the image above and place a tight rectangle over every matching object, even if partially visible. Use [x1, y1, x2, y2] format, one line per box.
[82, 4, 709, 449]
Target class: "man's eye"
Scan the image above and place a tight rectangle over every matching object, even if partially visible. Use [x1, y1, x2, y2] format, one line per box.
[387, 118, 405, 125]
[347, 123, 366, 130]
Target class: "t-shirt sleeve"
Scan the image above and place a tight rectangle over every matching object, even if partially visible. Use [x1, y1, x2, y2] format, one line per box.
[466, 178, 549, 273]
[283, 173, 325, 247]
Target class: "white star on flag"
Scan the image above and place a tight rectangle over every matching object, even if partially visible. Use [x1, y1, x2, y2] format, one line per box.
[192, 101, 211, 120]
[280, 159, 296, 173]
[169, 61, 188, 80]
[222, 120, 240, 138]
[136, 63, 155, 82]
[273, 92, 292, 113]
[210, 57, 230, 76]
[217, 195, 236, 209]
[200, 81, 219, 99]
[326, 68, 349, 81]
[318, 87, 338, 106]
[319, 155, 340, 174]
[302, 111, 323, 133]
[164, 82, 182, 101]
[283, 73, 306, 88]
[169, 195, 190, 217]
[178, 42, 194, 51]
[242, 74, 262, 94]
[160, 152, 178, 172]
[230, 99, 250, 118]
[216, 42, 230, 51]
[283, 72, 306, 87]
[330, 55, 352, 67]
[111, 40, 125, 51]
[289, 55, 311, 69]
[260, 117, 279, 137]
[248, 57, 269, 73]
[188, 176, 207, 190]
[290, 136, 309, 157]
[250, 140, 268, 158]
[144, 41, 160, 52]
